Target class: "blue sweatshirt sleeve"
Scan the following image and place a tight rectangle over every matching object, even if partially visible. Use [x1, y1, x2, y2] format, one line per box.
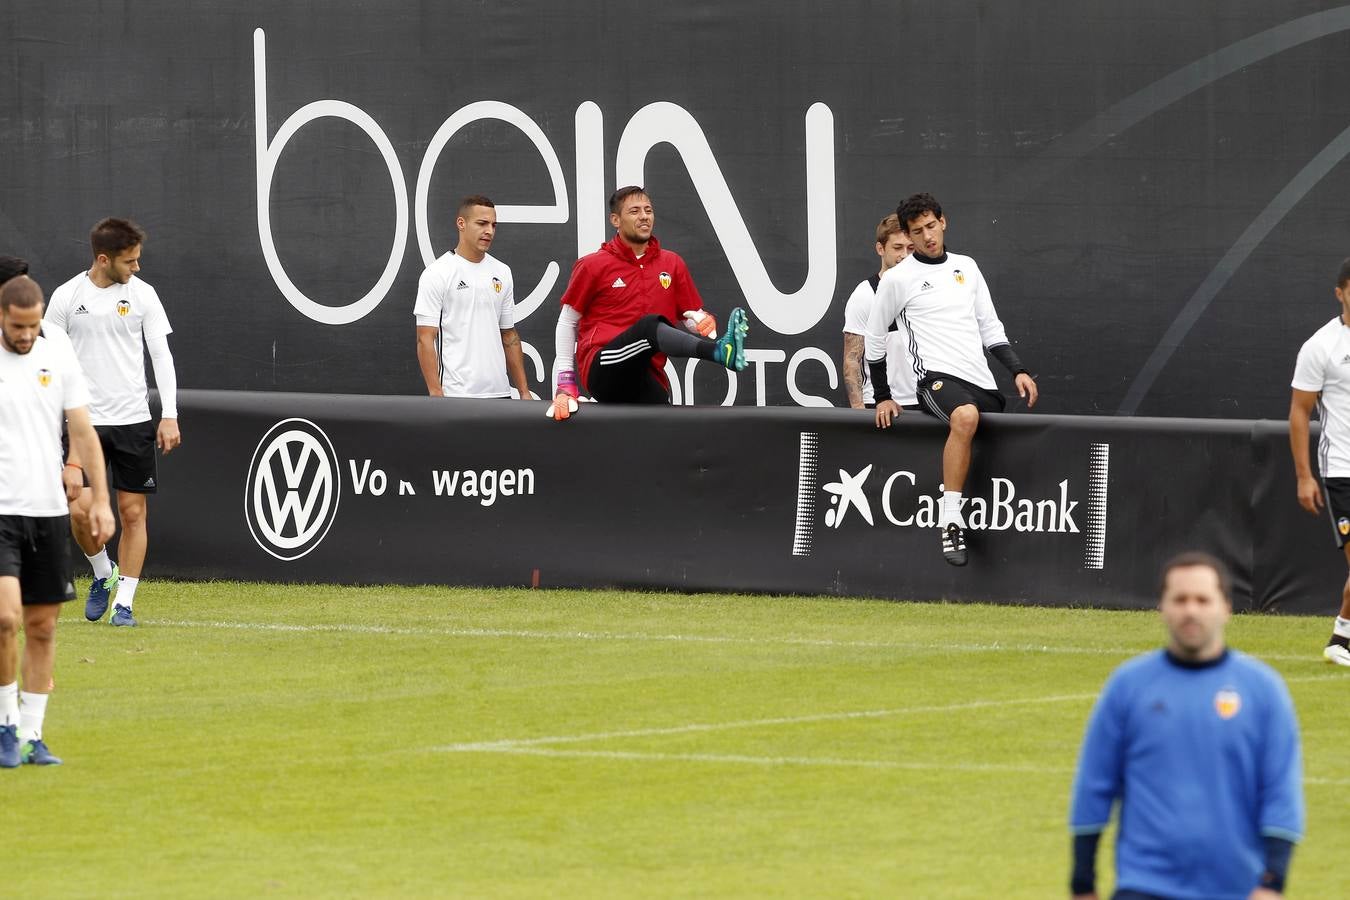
[1257, 673, 1305, 843]
[1069, 672, 1124, 832]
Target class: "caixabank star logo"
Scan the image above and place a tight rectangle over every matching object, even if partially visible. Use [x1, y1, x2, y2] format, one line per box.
[791, 432, 1110, 570]
[244, 418, 341, 560]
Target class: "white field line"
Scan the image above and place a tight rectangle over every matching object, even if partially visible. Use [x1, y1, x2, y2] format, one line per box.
[440, 744, 1350, 785]
[143, 618, 1338, 664]
[433, 693, 1100, 752]
[467, 746, 1076, 774]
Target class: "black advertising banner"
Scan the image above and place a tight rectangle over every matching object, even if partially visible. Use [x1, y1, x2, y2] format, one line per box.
[146, 391, 1342, 614]
[4, 2, 1350, 418]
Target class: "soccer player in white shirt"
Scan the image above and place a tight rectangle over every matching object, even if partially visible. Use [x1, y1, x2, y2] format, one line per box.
[1289, 257, 1350, 667]
[45, 218, 182, 628]
[867, 193, 1038, 566]
[1, 275, 116, 767]
[842, 214, 918, 410]
[415, 195, 532, 400]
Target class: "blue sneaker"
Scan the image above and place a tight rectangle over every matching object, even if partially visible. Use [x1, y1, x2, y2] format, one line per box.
[20, 738, 62, 766]
[0, 725, 18, 768]
[714, 307, 749, 371]
[110, 604, 138, 628]
[85, 563, 119, 622]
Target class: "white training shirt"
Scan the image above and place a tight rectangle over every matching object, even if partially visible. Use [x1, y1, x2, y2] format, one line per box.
[413, 251, 516, 398]
[45, 272, 172, 425]
[866, 252, 1010, 391]
[1292, 315, 1350, 478]
[0, 327, 91, 516]
[842, 275, 917, 406]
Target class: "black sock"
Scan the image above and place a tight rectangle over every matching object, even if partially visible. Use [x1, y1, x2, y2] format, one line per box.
[655, 321, 716, 361]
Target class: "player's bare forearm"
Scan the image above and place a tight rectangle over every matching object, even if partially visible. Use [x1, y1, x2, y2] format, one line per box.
[415, 327, 444, 397]
[843, 334, 865, 409]
[65, 406, 115, 541]
[1289, 390, 1323, 513]
[501, 328, 532, 399]
[1289, 391, 1321, 478]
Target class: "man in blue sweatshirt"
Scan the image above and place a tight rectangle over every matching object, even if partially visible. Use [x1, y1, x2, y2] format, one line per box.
[1068, 552, 1304, 899]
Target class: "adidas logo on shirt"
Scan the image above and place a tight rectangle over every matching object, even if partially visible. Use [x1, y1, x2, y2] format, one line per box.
[920, 281, 934, 291]
[455, 280, 469, 290]
[73, 304, 90, 315]
[612, 278, 627, 288]
[1341, 353, 1350, 364]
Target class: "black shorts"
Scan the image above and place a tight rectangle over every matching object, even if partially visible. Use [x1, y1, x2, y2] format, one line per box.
[96, 421, 159, 493]
[1323, 478, 1350, 548]
[586, 315, 673, 405]
[0, 515, 75, 605]
[916, 372, 1006, 420]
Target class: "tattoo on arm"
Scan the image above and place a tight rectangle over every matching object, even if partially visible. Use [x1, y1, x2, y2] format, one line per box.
[843, 334, 865, 408]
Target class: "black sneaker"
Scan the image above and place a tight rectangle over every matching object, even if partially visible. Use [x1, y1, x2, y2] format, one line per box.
[941, 523, 968, 567]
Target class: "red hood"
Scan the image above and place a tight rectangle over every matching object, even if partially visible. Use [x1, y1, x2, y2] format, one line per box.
[601, 233, 661, 265]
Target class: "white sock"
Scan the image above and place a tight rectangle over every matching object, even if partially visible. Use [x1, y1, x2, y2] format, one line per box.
[116, 575, 139, 609]
[0, 682, 17, 728]
[939, 491, 965, 528]
[1335, 617, 1350, 639]
[87, 549, 113, 581]
[18, 691, 47, 742]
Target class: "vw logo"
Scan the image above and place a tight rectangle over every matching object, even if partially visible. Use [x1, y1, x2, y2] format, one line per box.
[244, 418, 341, 560]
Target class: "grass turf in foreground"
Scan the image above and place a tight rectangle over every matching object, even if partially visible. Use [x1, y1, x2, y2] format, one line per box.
[7, 582, 1345, 898]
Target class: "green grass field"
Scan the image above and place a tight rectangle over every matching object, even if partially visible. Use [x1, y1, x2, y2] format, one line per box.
[8, 582, 1346, 898]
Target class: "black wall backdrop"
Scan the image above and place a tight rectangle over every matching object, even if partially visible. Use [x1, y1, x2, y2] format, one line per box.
[5, 2, 1350, 417]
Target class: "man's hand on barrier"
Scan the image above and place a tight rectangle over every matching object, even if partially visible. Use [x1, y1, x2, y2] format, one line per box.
[682, 309, 717, 339]
[1297, 474, 1323, 514]
[548, 392, 580, 421]
[548, 369, 581, 421]
[875, 399, 900, 429]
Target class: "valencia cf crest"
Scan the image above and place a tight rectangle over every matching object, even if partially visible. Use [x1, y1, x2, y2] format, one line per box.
[1213, 689, 1241, 720]
[116, 299, 131, 317]
[932, 381, 944, 391]
[953, 269, 965, 285]
[491, 277, 503, 294]
[659, 271, 672, 290]
[36, 368, 52, 387]
[1338, 517, 1349, 537]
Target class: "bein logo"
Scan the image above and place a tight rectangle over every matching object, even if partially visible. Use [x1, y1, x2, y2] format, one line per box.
[245, 418, 342, 560]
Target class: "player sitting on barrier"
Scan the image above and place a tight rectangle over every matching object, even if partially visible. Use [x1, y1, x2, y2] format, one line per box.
[548, 186, 748, 418]
[866, 192, 1038, 567]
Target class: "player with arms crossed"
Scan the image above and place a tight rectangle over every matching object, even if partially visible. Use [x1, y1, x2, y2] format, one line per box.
[1289, 256, 1350, 666]
[866, 193, 1037, 565]
[842, 213, 918, 410]
[415, 195, 533, 401]
[45, 218, 181, 627]
[1, 274, 116, 766]
[548, 186, 748, 419]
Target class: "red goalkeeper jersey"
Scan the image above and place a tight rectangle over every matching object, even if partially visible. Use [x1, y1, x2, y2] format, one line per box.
[560, 234, 704, 392]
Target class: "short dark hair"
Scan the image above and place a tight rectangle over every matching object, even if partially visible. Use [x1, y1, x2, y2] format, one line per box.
[1337, 257, 1350, 289]
[90, 218, 146, 258]
[609, 185, 649, 215]
[457, 195, 495, 219]
[0, 274, 43, 311]
[897, 193, 943, 230]
[0, 255, 29, 287]
[1160, 551, 1232, 601]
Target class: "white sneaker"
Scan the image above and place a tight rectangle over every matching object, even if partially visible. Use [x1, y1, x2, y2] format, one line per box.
[1323, 643, 1350, 667]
